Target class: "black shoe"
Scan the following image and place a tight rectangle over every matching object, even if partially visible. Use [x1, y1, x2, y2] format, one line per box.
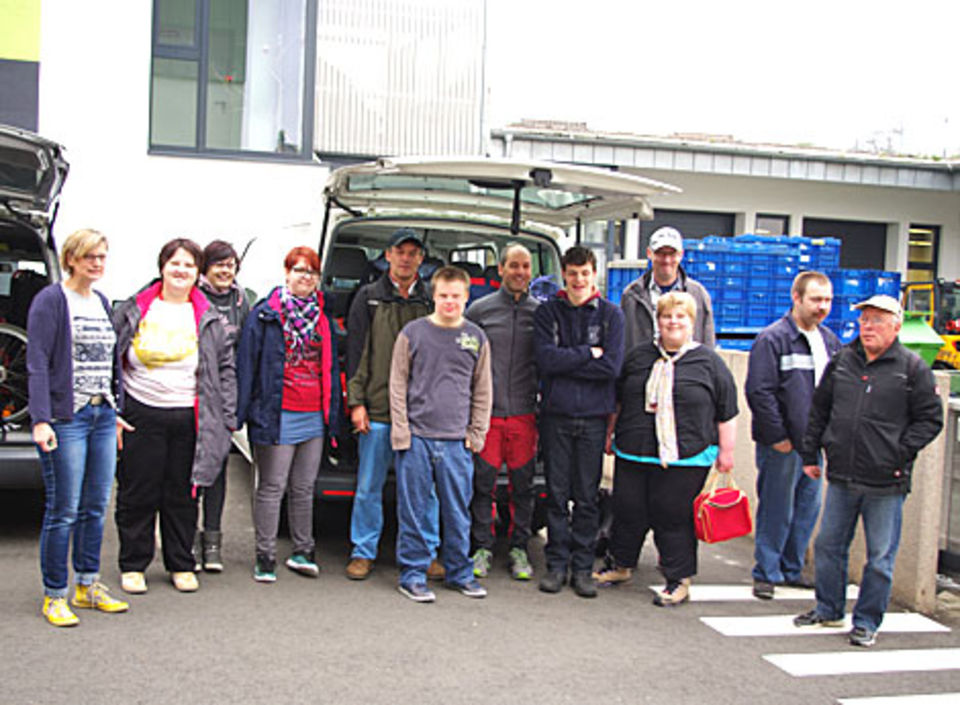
[781, 576, 815, 590]
[753, 580, 775, 600]
[191, 531, 203, 572]
[570, 571, 598, 598]
[539, 571, 566, 594]
[202, 530, 223, 572]
[793, 608, 843, 628]
[849, 626, 877, 647]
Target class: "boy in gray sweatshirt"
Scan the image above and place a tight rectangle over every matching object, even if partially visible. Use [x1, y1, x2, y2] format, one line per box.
[390, 266, 492, 602]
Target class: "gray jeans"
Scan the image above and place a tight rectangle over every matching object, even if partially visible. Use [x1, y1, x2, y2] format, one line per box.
[253, 437, 323, 561]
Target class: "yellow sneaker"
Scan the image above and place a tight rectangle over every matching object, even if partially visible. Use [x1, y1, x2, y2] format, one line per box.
[121, 571, 148, 594]
[171, 571, 199, 592]
[72, 582, 129, 613]
[42, 596, 79, 627]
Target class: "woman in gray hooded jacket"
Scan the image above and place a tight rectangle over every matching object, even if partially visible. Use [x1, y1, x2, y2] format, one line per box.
[112, 238, 236, 595]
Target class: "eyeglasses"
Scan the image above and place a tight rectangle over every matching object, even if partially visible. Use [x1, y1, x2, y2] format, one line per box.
[210, 259, 237, 270]
[859, 315, 893, 327]
[291, 267, 319, 277]
[82, 253, 107, 263]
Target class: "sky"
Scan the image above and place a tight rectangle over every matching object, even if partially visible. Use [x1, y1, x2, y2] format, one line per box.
[484, 0, 960, 157]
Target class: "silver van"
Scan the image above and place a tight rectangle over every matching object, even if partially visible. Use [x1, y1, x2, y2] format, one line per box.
[0, 125, 69, 488]
[312, 156, 679, 523]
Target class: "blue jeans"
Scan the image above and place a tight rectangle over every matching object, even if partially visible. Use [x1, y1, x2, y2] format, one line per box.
[813, 482, 905, 632]
[349, 422, 438, 560]
[752, 444, 822, 583]
[395, 436, 472, 586]
[38, 403, 117, 598]
[540, 414, 607, 574]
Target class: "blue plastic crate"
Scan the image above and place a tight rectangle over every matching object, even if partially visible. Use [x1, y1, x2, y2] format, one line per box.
[746, 302, 776, 327]
[605, 265, 644, 304]
[718, 302, 745, 325]
[751, 277, 773, 291]
[827, 319, 859, 343]
[723, 259, 748, 276]
[695, 273, 718, 289]
[717, 337, 755, 351]
[832, 270, 870, 297]
[719, 277, 746, 298]
[871, 271, 901, 298]
[829, 295, 860, 322]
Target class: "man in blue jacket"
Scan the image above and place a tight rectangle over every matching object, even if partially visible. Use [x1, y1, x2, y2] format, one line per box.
[746, 271, 839, 599]
[534, 246, 624, 598]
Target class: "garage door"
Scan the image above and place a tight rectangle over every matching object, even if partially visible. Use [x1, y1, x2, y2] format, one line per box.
[803, 218, 886, 269]
[639, 209, 735, 256]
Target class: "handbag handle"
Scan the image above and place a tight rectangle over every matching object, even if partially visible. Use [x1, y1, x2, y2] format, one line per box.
[702, 467, 739, 495]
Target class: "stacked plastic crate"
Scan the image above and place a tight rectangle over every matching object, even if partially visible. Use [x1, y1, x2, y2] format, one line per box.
[822, 268, 901, 343]
[606, 234, 899, 350]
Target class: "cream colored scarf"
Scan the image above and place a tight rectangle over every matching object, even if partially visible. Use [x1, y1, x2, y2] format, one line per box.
[645, 341, 700, 467]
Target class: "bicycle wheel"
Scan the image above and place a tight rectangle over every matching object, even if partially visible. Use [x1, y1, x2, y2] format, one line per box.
[0, 323, 29, 425]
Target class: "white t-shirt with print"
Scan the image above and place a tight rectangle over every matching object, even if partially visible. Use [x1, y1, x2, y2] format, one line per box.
[123, 299, 198, 408]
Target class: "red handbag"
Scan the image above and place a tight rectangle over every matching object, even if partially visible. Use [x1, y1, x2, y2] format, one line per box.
[694, 470, 753, 543]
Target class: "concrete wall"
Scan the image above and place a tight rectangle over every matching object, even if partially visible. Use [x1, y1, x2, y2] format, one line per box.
[720, 349, 948, 614]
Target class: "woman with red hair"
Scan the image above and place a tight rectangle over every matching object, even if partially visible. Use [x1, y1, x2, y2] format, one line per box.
[236, 246, 340, 582]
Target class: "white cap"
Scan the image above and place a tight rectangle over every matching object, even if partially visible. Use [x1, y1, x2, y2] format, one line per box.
[649, 226, 683, 253]
[852, 294, 902, 320]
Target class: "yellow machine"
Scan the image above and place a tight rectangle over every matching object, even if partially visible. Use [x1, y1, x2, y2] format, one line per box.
[902, 280, 960, 369]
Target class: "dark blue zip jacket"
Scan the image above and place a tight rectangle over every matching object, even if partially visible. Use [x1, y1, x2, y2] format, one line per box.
[533, 291, 624, 418]
[745, 312, 841, 449]
[236, 287, 341, 445]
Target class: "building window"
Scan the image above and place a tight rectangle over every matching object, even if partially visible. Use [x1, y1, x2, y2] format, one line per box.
[150, 0, 316, 159]
[756, 213, 789, 236]
[907, 224, 939, 283]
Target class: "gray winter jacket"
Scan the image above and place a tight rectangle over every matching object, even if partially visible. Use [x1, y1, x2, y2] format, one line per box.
[113, 280, 237, 487]
[620, 265, 715, 352]
[465, 285, 539, 417]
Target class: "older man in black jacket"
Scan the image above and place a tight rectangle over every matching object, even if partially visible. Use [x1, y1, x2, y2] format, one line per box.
[794, 294, 943, 648]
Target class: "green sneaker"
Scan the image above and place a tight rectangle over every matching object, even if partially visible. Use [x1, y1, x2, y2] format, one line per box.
[508, 547, 533, 581]
[472, 548, 493, 578]
[285, 552, 320, 578]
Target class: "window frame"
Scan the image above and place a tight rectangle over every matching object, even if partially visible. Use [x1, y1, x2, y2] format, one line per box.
[148, 0, 317, 162]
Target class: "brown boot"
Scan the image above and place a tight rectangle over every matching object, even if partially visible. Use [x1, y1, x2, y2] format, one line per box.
[345, 558, 374, 580]
[426, 559, 446, 581]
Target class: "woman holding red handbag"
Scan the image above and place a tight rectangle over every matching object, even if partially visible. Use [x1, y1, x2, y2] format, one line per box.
[594, 291, 738, 606]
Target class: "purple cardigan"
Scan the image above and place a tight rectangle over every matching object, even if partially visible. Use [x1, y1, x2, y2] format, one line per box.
[26, 283, 123, 425]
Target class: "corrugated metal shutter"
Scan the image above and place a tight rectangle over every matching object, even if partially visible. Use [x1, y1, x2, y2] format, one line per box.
[638, 209, 736, 255]
[803, 218, 887, 269]
[315, 0, 485, 157]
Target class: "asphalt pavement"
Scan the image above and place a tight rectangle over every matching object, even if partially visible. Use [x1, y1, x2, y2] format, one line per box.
[1, 456, 958, 705]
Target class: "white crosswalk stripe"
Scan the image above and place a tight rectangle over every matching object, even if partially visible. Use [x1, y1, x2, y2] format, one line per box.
[701, 612, 950, 637]
[646, 583, 859, 601]
[763, 648, 960, 677]
[676, 581, 958, 703]
[837, 695, 960, 704]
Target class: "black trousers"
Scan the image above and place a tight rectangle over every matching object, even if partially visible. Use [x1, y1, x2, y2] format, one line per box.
[609, 457, 709, 582]
[116, 396, 198, 573]
[470, 456, 535, 551]
[540, 414, 606, 574]
[201, 458, 227, 532]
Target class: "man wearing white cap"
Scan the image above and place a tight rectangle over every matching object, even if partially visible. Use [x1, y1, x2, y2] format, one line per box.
[620, 226, 715, 352]
[794, 294, 943, 648]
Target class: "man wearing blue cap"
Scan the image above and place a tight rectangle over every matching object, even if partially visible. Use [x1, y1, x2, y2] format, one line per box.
[344, 228, 441, 580]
